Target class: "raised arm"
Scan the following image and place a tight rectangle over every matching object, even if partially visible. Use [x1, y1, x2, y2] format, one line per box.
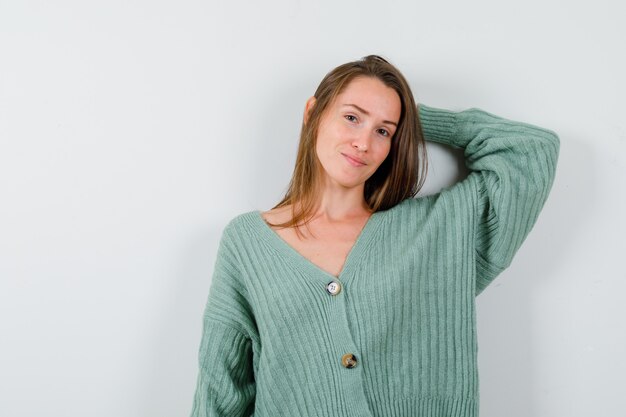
[418, 103, 560, 295]
[189, 224, 257, 416]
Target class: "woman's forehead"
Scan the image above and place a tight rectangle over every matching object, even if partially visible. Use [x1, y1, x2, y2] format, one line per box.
[333, 77, 401, 120]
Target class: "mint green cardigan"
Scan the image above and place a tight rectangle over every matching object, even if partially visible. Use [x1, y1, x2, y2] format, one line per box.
[189, 104, 560, 416]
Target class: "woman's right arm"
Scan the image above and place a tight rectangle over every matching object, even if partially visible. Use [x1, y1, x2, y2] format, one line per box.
[189, 225, 257, 417]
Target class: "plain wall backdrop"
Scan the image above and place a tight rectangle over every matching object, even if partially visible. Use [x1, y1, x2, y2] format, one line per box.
[1, 1, 624, 416]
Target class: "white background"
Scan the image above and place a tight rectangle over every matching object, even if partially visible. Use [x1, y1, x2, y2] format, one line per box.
[1, 1, 624, 416]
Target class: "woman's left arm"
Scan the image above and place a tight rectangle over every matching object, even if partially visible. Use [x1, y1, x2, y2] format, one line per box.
[418, 103, 560, 295]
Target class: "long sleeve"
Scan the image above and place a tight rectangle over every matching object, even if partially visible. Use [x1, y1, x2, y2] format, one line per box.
[418, 103, 560, 296]
[189, 224, 257, 417]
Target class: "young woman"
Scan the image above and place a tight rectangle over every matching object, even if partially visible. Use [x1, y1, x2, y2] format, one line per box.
[189, 55, 560, 417]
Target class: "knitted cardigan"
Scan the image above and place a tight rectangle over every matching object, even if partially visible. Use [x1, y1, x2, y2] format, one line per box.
[189, 103, 560, 417]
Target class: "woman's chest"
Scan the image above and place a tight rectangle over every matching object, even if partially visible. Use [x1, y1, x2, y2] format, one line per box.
[273, 226, 356, 278]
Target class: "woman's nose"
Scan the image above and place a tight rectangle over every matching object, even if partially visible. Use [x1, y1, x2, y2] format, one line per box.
[351, 128, 370, 151]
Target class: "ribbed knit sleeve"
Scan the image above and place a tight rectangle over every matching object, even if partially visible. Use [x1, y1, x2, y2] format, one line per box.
[418, 103, 560, 295]
[189, 224, 257, 417]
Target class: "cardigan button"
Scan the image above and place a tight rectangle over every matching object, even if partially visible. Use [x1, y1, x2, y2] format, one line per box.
[326, 281, 341, 295]
[341, 353, 358, 368]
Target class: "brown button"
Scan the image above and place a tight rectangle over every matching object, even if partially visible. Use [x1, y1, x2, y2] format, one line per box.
[341, 353, 358, 368]
[326, 281, 341, 295]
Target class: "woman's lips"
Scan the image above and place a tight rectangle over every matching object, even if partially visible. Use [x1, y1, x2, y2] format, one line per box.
[342, 153, 366, 167]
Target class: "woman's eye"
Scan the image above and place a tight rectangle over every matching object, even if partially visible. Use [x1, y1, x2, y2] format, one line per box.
[378, 129, 390, 137]
[345, 115, 357, 122]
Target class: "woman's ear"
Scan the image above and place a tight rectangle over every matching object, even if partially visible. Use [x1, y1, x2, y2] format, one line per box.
[303, 96, 316, 125]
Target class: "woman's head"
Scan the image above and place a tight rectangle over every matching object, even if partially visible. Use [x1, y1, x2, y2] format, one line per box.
[269, 55, 428, 229]
[308, 74, 401, 195]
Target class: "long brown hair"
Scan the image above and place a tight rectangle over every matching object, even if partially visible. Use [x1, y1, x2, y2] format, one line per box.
[267, 55, 427, 236]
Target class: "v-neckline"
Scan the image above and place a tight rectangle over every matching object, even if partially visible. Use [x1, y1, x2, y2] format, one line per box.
[249, 209, 385, 285]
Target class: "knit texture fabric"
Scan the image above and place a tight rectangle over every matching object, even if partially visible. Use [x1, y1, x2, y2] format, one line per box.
[189, 103, 560, 417]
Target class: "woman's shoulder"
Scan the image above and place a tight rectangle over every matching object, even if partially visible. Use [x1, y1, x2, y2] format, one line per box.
[387, 180, 483, 223]
[387, 194, 436, 212]
[220, 209, 264, 237]
[381, 193, 451, 226]
[219, 205, 295, 239]
[258, 205, 292, 228]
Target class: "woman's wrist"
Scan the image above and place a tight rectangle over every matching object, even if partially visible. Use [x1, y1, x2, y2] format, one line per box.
[417, 103, 461, 148]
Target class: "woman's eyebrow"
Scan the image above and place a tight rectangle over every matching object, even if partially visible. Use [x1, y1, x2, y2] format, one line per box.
[342, 103, 398, 127]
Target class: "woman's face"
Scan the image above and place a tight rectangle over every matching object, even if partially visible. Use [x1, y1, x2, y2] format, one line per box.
[308, 76, 401, 191]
